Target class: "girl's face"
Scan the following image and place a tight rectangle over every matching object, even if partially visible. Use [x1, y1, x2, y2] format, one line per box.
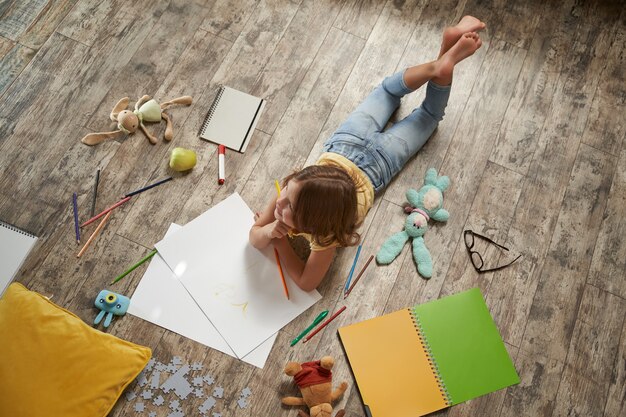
[274, 179, 301, 229]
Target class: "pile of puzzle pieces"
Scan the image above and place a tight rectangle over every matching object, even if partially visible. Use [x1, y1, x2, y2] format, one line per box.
[125, 355, 252, 416]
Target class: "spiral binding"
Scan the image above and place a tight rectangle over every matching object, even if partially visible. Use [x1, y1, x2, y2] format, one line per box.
[199, 85, 225, 137]
[0, 220, 36, 238]
[410, 307, 452, 406]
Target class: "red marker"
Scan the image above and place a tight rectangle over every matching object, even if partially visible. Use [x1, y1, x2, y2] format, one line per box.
[218, 145, 226, 185]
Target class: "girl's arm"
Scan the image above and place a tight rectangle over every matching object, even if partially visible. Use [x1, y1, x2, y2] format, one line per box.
[249, 196, 290, 249]
[274, 237, 335, 292]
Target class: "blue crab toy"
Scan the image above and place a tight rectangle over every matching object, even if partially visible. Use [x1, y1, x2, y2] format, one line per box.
[376, 168, 450, 279]
[94, 290, 130, 328]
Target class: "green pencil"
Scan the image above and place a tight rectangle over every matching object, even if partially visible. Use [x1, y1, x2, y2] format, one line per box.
[290, 310, 329, 346]
[111, 249, 158, 284]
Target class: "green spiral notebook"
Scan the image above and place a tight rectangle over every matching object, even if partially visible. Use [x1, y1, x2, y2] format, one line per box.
[338, 288, 520, 417]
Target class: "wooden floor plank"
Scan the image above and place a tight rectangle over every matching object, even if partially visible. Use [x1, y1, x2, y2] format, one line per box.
[489, 0, 575, 175]
[520, 144, 616, 362]
[332, 0, 387, 40]
[551, 284, 625, 417]
[199, 0, 259, 42]
[499, 350, 565, 417]
[603, 313, 626, 417]
[0, 0, 49, 41]
[14, 0, 77, 50]
[588, 148, 626, 299]
[0, 38, 35, 98]
[580, 29, 625, 156]
[252, 0, 344, 134]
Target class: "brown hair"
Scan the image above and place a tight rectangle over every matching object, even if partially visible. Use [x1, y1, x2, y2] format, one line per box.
[283, 164, 361, 248]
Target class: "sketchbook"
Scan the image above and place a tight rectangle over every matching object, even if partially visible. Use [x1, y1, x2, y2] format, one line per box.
[128, 224, 276, 368]
[199, 86, 265, 153]
[0, 221, 37, 296]
[155, 193, 321, 359]
[338, 288, 520, 417]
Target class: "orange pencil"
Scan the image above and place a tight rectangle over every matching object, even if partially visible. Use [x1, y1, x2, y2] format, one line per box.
[302, 306, 347, 343]
[81, 196, 131, 227]
[77, 211, 111, 258]
[344, 254, 374, 299]
[274, 247, 290, 300]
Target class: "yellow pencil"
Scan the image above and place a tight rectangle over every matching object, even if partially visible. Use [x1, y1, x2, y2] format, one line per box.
[274, 179, 281, 196]
[77, 211, 111, 258]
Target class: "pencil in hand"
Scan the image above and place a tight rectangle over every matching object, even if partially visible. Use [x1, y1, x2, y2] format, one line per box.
[274, 248, 290, 300]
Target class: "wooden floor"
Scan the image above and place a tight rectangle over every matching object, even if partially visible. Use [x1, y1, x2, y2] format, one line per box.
[1, 0, 625, 415]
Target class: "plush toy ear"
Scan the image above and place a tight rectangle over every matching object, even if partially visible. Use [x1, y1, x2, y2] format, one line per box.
[376, 231, 409, 265]
[297, 411, 310, 417]
[284, 361, 302, 376]
[81, 130, 125, 145]
[160, 96, 193, 109]
[110, 97, 129, 121]
[424, 168, 438, 185]
[436, 175, 450, 192]
[412, 237, 433, 279]
[320, 356, 334, 370]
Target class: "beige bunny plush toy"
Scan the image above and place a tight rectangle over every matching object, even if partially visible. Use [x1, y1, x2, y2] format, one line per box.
[81, 95, 192, 145]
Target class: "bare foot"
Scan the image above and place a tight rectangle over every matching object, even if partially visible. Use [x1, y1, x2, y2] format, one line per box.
[439, 16, 486, 57]
[434, 32, 482, 82]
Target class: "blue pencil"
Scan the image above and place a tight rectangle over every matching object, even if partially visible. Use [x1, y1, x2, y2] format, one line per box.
[344, 244, 362, 294]
[72, 192, 80, 244]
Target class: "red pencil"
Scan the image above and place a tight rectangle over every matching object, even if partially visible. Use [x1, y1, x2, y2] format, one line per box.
[344, 254, 374, 299]
[81, 196, 131, 227]
[302, 306, 347, 343]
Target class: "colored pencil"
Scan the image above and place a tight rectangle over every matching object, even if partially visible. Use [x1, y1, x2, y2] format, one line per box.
[344, 244, 362, 293]
[111, 249, 158, 284]
[72, 192, 80, 244]
[290, 310, 328, 346]
[344, 254, 374, 299]
[81, 196, 131, 227]
[124, 176, 173, 198]
[77, 211, 111, 258]
[274, 179, 281, 196]
[274, 248, 290, 300]
[90, 169, 100, 217]
[303, 306, 347, 343]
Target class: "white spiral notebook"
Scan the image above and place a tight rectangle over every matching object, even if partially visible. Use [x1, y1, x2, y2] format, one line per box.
[0, 221, 37, 295]
[199, 86, 266, 153]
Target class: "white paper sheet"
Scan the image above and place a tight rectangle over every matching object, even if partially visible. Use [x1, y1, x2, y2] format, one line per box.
[128, 224, 276, 368]
[155, 193, 321, 359]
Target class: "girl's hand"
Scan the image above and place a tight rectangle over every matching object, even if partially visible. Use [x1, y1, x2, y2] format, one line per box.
[266, 219, 290, 240]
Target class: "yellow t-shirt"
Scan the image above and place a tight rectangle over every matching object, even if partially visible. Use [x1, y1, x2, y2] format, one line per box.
[290, 152, 375, 251]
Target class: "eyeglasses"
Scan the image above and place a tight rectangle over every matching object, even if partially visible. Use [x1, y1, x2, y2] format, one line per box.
[463, 230, 521, 273]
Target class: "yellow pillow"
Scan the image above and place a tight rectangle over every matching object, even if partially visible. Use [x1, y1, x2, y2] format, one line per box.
[0, 283, 151, 417]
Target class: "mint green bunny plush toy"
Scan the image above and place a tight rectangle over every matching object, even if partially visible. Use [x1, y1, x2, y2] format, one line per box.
[376, 168, 450, 279]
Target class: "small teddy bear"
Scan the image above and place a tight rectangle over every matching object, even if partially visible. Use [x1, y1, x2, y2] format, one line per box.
[376, 168, 450, 279]
[81, 95, 192, 145]
[282, 356, 348, 417]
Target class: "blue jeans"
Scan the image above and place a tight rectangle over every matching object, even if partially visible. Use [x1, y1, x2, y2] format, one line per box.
[323, 70, 451, 193]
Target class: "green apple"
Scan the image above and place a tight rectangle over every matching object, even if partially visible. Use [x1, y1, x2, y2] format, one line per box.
[169, 147, 197, 171]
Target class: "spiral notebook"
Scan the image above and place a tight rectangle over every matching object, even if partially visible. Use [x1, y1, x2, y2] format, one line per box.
[199, 86, 265, 153]
[0, 221, 37, 295]
[338, 288, 519, 417]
